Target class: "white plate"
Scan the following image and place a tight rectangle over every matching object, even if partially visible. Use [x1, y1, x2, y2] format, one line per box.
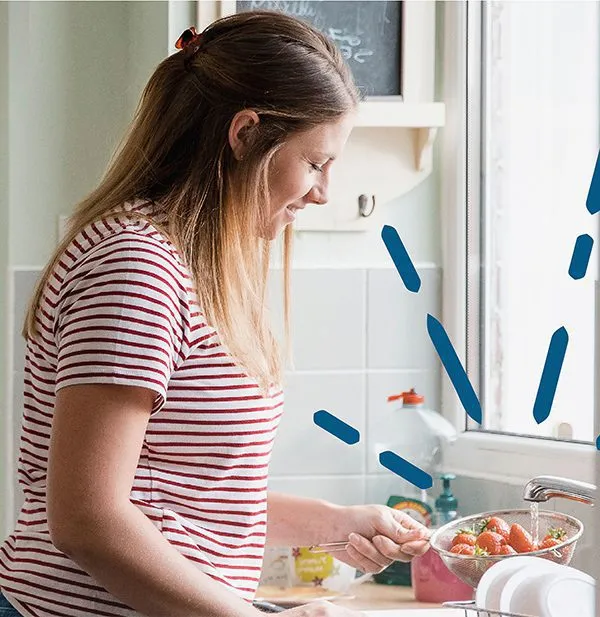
[475, 555, 560, 612]
[498, 559, 563, 613]
[364, 611, 474, 617]
[511, 567, 595, 617]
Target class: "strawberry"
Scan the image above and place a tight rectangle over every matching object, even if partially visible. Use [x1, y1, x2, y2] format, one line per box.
[452, 532, 477, 548]
[538, 527, 568, 551]
[509, 523, 535, 553]
[450, 543, 476, 555]
[538, 537, 561, 550]
[480, 516, 510, 540]
[476, 531, 506, 555]
[543, 527, 567, 542]
[498, 544, 517, 555]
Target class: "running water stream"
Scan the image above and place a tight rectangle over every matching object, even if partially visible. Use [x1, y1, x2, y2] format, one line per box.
[530, 502, 540, 548]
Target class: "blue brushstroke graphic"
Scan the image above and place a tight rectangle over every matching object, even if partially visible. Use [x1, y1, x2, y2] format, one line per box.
[533, 327, 569, 425]
[381, 225, 421, 293]
[586, 149, 600, 214]
[427, 314, 483, 424]
[568, 234, 594, 280]
[379, 451, 433, 490]
[596, 435, 600, 451]
[313, 410, 360, 445]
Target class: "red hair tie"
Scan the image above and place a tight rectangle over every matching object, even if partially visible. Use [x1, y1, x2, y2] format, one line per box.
[175, 26, 203, 56]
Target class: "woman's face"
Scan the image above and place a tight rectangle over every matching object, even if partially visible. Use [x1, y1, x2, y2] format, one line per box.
[264, 114, 355, 239]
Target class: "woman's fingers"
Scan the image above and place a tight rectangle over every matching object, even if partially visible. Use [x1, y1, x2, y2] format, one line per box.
[346, 533, 393, 572]
[371, 534, 413, 563]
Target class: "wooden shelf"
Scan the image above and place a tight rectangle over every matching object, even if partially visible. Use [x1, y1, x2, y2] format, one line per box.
[354, 101, 445, 173]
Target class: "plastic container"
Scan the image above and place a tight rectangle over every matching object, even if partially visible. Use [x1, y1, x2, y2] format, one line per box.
[373, 496, 432, 586]
[411, 474, 473, 602]
[378, 389, 457, 474]
[433, 474, 459, 526]
[371, 388, 458, 590]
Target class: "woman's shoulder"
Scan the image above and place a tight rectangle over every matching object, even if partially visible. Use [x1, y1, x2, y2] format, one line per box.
[67, 200, 187, 276]
[51, 200, 196, 313]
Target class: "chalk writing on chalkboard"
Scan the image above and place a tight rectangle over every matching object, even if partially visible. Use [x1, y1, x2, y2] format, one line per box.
[236, 1, 402, 97]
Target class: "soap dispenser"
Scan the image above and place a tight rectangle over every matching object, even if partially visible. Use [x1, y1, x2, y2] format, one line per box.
[434, 473, 458, 526]
[411, 474, 473, 603]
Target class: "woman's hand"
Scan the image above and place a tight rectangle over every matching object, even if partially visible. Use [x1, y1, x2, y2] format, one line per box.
[280, 600, 365, 616]
[333, 505, 431, 574]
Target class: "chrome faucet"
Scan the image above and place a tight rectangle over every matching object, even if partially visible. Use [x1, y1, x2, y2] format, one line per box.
[523, 475, 596, 506]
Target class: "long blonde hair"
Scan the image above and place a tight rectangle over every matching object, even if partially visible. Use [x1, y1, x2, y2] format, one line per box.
[24, 10, 359, 389]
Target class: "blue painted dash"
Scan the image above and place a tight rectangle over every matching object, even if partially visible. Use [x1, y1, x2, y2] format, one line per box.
[313, 410, 360, 445]
[379, 451, 433, 490]
[533, 327, 569, 425]
[586, 149, 600, 215]
[568, 234, 594, 280]
[381, 225, 421, 293]
[427, 314, 483, 424]
[597, 435, 600, 451]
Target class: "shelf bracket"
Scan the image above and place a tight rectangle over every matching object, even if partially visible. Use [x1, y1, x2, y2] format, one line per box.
[413, 127, 439, 172]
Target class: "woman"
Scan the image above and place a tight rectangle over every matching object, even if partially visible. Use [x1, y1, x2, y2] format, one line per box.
[0, 11, 430, 617]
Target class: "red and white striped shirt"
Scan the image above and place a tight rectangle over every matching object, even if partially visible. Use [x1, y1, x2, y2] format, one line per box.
[0, 201, 284, 616]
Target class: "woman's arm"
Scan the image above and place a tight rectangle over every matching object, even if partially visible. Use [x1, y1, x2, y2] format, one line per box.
[265, 492, 346, 547]
[47, 383, 259, 617]
[266, 492, 431, 574]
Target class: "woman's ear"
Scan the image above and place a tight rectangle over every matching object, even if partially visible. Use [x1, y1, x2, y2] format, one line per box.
[228, 109, 260, 161]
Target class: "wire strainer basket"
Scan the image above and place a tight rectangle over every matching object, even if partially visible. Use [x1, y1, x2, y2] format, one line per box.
[429, 509, 583, 588]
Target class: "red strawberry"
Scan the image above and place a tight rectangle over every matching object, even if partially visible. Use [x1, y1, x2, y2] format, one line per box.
[481, 516, 511, 541]
[476, 531, 506, 556]
[450, 543, 475, 555]
[543, 527, 567, 542]
[452, 532, 477, 548]
[450, 544, 475, 555]
[538, 537, 561, 550]
[498, 544, 517, 555]
[509, 523, 535, 553]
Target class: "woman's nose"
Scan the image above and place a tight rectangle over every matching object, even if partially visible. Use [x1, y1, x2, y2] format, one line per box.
[307, 179, 329, 206]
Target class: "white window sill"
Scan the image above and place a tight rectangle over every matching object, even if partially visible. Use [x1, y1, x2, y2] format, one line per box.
[443, 430, 596, 486]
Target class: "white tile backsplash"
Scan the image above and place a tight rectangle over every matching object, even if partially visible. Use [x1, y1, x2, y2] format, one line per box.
[270, 371, 366, 476]
[12, 371, 25, 519]
[12, 269, 41, 373]
[7, 266, 443, 520]
[271, 268, 366, 371]
[367, 267, 441, 369]
[267, 475, 366, 506]
[366, 474, 421, 505]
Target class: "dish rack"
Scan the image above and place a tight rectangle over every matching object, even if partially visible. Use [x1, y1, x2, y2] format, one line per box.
[443, 601, 537, 617]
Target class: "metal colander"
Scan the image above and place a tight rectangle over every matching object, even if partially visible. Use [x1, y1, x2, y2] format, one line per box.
[429, 509, 584, 588]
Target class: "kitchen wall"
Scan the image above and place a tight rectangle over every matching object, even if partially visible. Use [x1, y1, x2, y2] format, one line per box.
[2, 1, 444, 534]
[2, 0, 596, 583]
[1, 0, 169, 534]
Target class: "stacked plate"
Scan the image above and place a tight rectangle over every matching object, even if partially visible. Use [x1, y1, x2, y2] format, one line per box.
[475, 556, 595, 617]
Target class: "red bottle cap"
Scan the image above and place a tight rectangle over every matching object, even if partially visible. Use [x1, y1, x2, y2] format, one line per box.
[387, 388, 425, 405]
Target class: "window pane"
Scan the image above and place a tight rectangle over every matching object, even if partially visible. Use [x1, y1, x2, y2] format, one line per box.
[480, 0, 599, 441]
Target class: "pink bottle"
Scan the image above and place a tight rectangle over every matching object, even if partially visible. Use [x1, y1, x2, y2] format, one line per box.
[411, 548, 473, 603]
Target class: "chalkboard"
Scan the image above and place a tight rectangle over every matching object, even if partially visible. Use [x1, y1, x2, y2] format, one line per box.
[235, 1, 402, 97]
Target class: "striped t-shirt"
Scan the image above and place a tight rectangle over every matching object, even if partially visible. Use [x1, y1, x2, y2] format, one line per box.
[0, 201, 284, 616]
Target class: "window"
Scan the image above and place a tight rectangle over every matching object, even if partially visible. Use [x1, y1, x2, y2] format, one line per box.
[467, 0, 599, 443]
[441, 1, 598, 483]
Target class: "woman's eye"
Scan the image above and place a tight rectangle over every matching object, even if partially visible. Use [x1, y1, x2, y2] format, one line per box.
[310, 162, 324, 173]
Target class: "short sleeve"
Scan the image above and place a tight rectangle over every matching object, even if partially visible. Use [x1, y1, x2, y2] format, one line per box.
[54, 233, 190, 413]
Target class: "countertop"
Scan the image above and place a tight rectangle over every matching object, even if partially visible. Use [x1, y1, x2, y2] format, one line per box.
[336, 582, 443, 611]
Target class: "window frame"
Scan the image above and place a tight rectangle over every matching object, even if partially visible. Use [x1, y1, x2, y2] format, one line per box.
[440, 0, 597, 486]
